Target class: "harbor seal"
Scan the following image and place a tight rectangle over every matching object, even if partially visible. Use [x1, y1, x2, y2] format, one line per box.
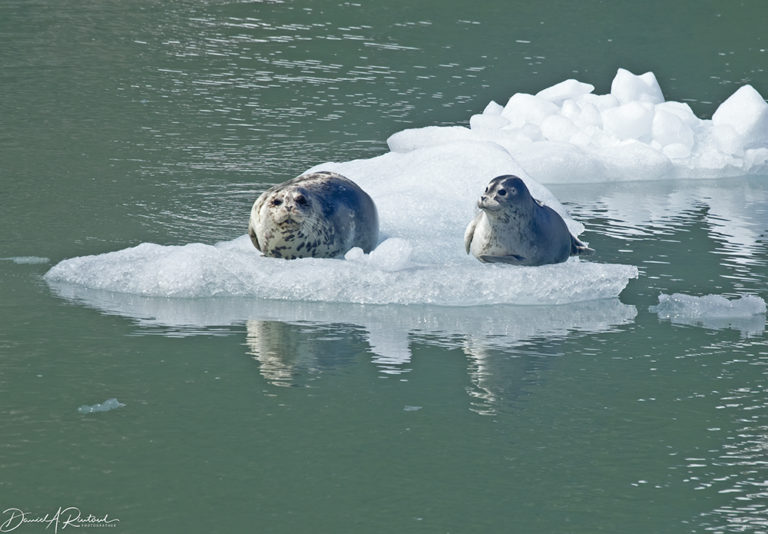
[464, 175, 593, 266]
[248, 171, 379, 259]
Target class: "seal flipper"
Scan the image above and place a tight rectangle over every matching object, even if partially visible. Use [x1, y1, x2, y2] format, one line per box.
[464, 214, 480, 254]
[478, 254, 526, 264]
[570, 235, 594, 256]
[248, 223, 262, 251]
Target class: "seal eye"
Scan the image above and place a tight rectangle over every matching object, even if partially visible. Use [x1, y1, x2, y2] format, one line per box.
[498, 189, 506, 196]
[271, 198, 282, 206]
[296, 195, 308, 206]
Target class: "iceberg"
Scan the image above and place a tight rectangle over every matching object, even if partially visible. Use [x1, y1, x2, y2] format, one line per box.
[46, 67, 767, 307]
[650, 293, 766, 337]
[392, 67, 768, 181]
[77, 398, 125, 414]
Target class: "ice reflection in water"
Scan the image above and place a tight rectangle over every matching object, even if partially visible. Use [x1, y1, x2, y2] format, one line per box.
[46, 281, 635, 409]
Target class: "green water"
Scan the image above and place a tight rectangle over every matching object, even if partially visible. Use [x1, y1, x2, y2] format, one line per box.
[3, 1, 768, 532]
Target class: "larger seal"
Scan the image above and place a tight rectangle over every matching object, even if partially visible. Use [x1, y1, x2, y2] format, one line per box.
[248, 171, 379, 259]
[464, 175, 593, 266]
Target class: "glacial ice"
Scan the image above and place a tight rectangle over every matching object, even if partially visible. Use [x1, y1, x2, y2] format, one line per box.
[651, 293, 766, 319]
[45, 67, 768, 306]
[650, 293, 767, 337]
[390, 67, 768, 181]
[77, 398, 125, 414]
[1, 256, 50, 264]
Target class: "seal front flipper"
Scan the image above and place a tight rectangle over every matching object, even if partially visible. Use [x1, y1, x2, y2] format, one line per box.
[570, 235, 594, 256]
[464, 214, 480, 254]
[248, 221, 262, 251]
[478, 254, 526, 264]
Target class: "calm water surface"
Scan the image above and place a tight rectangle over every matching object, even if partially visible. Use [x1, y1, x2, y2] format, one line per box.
[2, 1, 768, 532]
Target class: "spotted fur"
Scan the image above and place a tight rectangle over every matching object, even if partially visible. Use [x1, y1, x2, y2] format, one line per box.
[248, 171, 379, 259]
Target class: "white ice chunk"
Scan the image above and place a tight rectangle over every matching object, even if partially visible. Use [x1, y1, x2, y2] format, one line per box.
[652, 109, 695, 149]
[712, 85, 768, 149]
[387, 126, 476, 153]
[78, 398, 125, 414]
[712, 124, 745, 156]
[651, 293, 766, 318]
[470, 113, 510, 130]
[0, 256, 50, 264]
[578, 93, 620, 111]
[511, 142, 606, 184]
[745, 147, 768, 171]
[482, 100, 504, 116]
[651, 293, 766, 337]
[662, 143, 692, 160]
[597, 140, 672, 181]
[610, 68, 665, 104]
[345, 238, 414, 272]
[501, 93, 560, 126]
[655, 101, 701, 128]
[602, 101, 655, 141]
[540, 115, 580, 142]
[535, 79, 595, 104]
[561, 99, 603, 129]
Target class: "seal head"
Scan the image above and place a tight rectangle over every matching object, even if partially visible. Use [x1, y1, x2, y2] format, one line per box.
[248, 171, 379, 259]
[464, 175, 593, 266]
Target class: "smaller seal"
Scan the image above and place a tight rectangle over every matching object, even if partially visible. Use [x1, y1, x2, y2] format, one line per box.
[248, 171, 379, 259]
[464, 175, 593, 266]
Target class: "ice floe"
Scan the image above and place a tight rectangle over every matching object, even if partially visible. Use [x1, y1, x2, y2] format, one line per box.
[650, 293, 766, 337]
[77, 398, 125, 414]
[45, 67, 768, 307]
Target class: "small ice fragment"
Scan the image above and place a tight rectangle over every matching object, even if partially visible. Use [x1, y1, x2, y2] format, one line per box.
[78, 398, 126, 414]
[403, 405, 423, 412]
[1, 256, 50, 264]
[650, 293, 766, 319]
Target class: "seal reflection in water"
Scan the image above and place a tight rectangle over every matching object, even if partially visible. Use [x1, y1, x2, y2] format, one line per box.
[249, 171, 379, 259]
[464, 175, 594, 266]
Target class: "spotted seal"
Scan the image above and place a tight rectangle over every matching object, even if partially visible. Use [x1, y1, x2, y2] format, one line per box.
[464, 175, 593, 266]
[248, 171, 379, 259]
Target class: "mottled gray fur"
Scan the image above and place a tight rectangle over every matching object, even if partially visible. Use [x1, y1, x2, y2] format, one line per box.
[248, 171, 379, 259]
[464, 175, 593, 266]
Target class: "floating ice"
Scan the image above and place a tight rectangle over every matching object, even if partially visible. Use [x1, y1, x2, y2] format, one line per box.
[52, 67, 768, 306]
[651, 293, 766, 318]
[393, 67, 768, 181]
[46, 138, 638, 306]
[45, 236, 636, 305]
[650, 293, 766, 337]
[77, 398, 125, 414]
[1, 256, 49, 264]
